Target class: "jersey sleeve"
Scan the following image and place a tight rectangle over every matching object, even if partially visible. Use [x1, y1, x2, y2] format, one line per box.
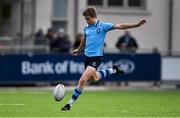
[101, 22, 114, 32]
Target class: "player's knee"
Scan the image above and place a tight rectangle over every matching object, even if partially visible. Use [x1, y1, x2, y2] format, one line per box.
[93, 72, 100, 81]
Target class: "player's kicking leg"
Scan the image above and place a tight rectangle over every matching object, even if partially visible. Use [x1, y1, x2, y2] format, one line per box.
[61, 64, 124, 111]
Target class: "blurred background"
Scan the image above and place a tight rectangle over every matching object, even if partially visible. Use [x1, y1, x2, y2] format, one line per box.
[0, 0, 180, 89]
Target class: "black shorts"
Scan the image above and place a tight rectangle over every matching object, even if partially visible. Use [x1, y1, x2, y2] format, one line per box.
[84, 56, 103, 70]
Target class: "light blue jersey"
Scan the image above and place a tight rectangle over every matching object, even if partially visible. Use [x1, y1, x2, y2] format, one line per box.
[84, 20, 114, 57]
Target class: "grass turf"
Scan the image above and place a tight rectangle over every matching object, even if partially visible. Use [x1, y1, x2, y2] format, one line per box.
[0, 88, 180, 117]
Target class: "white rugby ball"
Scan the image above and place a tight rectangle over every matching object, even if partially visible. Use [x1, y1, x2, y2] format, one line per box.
[53, 84, 65, 101]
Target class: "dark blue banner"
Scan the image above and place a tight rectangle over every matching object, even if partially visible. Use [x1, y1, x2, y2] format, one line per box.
[0, 53, 161, 83]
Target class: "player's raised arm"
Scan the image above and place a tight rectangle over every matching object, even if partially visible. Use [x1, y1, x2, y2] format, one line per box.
[72, 36, 85, 56]
[113, 19, 146, 30]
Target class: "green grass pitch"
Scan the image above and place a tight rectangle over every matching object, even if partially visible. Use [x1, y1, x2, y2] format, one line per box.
[0, 88, 180, 117]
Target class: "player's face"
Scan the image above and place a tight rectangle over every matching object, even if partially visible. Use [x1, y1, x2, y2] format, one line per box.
[84, 16, 96, 25]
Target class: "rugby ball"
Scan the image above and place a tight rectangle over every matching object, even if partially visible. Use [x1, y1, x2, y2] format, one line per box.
[53, 84, 65, 101]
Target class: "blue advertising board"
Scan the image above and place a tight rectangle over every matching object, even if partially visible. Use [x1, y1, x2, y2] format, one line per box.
[0, 53, 161, 83]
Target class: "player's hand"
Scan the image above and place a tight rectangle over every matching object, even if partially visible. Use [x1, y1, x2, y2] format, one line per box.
[137, 19, 147, 27]
[72, 49, 80, 56]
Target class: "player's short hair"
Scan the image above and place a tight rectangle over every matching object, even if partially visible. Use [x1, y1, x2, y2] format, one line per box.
[83, 6, 97, 18]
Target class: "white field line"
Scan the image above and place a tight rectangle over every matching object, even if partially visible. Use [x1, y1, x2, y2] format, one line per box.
[0, 104, 25, 106]
[0, 117, 179, 118]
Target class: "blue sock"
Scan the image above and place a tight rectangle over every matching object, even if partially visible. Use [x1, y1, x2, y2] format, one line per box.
[97, 68, 115, 80]
[68, 87, 82, 106]
[72, 87, 82, 101]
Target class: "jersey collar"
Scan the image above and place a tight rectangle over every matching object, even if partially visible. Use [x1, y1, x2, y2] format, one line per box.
[87, 20, 100, 27]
